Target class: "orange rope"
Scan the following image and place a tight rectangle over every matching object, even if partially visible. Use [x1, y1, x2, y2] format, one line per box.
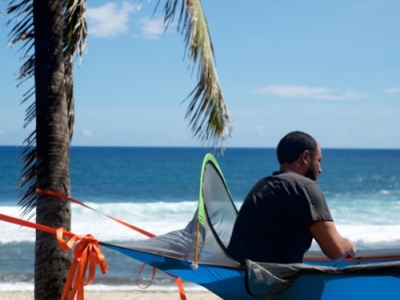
[56, 228, 107, 300]
[36, 188, 155, 238]
[0, 214, 107, 300]
[0, 213, 67, 236]
[175, 277, 187, 300]
[136, 263, 157, 289]
[135, 265, 187, 300]
[36, 188, 187, 300]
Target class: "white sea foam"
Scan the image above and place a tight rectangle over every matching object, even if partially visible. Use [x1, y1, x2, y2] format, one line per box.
[0, 202, 197, 243]
[0, 282, 33, 292]
[0, 282, 206, 292]
[1, 206, 37, 243]
[2, 199, 400, 248]
[309, 224, 400, 250]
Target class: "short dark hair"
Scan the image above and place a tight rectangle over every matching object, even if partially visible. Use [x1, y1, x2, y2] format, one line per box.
[276, 131, 318, 164]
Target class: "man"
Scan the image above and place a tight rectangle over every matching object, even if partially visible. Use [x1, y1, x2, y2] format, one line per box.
[227, 131, 356, 264]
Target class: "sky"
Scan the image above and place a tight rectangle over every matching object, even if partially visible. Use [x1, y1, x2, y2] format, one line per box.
[0, 0, 399, 149]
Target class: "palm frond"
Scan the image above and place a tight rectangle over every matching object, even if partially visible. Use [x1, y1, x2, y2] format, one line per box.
[158, 0, 233, 149]
[63, 0, 88, 140]
[6, 1, 35, 82]
[18, 131, 36, 216]
[6, 0, 37, 214]
[6, 0, 87, 213]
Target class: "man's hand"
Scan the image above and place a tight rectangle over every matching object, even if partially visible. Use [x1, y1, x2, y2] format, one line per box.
[310, 221, 357, 260]
[344, 238, 357, 258]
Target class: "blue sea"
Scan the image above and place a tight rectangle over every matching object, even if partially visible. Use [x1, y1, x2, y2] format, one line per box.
[0, 146, 399, 292]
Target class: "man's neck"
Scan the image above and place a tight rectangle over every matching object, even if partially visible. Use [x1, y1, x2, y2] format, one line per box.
[280, 163, 304, 176]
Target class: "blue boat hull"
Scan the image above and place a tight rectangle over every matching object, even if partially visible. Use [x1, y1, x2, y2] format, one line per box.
[102, 243, 400, 300]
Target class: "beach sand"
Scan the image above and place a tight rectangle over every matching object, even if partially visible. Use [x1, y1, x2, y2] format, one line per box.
[0, 290, 222, 299]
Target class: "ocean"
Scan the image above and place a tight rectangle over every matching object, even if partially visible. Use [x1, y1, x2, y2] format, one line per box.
[0, 146, 399, 292]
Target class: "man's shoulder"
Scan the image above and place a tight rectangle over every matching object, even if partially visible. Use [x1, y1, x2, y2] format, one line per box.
[273, 171, 314, 184]
[251, 172, 316, 193]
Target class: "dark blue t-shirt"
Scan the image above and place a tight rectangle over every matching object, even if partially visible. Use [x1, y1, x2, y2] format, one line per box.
[227, 171, 333, 264]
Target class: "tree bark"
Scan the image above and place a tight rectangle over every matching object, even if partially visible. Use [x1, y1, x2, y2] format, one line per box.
[33, 1, 72, 299]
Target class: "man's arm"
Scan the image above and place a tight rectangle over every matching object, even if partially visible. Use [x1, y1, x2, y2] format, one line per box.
[309, 220, 356, 260]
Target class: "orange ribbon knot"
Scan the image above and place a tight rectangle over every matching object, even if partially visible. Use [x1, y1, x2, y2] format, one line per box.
[56, 228, 107, 300]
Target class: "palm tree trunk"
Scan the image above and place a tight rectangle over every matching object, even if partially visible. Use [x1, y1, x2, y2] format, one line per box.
[33, 1, 72, 299]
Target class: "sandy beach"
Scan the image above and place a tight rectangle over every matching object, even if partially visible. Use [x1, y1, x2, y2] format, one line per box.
[0, 290, 222, 300]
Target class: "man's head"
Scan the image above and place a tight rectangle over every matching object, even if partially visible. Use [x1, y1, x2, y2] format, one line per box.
[277, 131, 322, 180]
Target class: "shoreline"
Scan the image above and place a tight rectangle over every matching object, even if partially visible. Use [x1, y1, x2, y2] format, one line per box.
[0, 290, 222, 300]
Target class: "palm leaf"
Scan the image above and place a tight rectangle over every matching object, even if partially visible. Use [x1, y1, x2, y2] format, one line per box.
[63, 0, 88, 139]
[158, 0, 233, 148]
[6, 0, 87, 214]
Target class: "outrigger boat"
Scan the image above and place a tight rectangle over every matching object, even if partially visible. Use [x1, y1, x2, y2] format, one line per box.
[100, 154, 400, 300]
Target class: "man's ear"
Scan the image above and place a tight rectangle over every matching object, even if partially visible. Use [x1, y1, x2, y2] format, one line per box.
[300, 150, 311, 165]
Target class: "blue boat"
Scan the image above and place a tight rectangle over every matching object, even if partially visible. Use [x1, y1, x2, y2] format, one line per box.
[102, 154, 400, 299]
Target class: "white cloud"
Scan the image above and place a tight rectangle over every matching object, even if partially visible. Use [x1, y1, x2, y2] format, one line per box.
[384, 87, 400, 94]
[138, 17, 165, 39]
[82, 129, 93, 138]
[87, 2, 138, 38]
[254, 85, 367, 100]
